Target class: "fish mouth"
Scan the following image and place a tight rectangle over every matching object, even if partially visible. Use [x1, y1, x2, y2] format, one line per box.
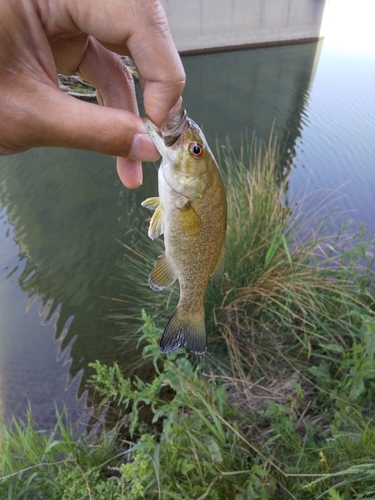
[162, 108, 188, 147]
[144, 109, 188, 155]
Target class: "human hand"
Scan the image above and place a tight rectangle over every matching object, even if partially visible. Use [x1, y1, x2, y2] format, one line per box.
[0, 0, 185, 188]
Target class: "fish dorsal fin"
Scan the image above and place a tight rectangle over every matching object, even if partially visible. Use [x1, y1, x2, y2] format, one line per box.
[148, 205, 165, 240]
[141, 197, 160, 211]
[149, 253, 177, 291]
[210, 244, 226, 287]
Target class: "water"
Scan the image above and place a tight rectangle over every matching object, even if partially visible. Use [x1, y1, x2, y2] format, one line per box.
[290, 47, 375, 230]
[1, 36, 374, 426]
[0, 149, 159, 426]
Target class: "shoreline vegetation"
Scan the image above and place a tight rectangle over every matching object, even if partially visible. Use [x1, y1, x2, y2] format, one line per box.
[1, 137, 375, 499]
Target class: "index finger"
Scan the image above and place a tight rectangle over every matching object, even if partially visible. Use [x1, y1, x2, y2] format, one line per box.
[60, 0, 186, 125]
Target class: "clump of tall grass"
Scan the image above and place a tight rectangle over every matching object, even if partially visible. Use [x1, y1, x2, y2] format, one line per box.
[206, 136, 375, 407]
[112, 134, 294, 343]
[114, 133, 374, 388]
[0, 408, 122, 499]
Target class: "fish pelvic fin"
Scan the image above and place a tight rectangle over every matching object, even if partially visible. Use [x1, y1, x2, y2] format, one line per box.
[149, 253, 177, 291]
[160, 306, 206, 355]
[210, 244, 226, 287]
[141, 197, 160, 210]
[148, 205, 165, 240]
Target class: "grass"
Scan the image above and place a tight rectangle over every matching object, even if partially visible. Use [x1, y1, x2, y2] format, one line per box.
[1, 134, 375, 498]
[113, 133, 374, 385]
[2, 312, 375, 499]
[0, 407, 122, 499]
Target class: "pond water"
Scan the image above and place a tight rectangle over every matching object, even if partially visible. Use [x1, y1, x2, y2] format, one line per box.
[1, 30, 375, 427]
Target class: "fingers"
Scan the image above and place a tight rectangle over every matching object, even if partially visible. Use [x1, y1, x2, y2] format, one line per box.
[0, 0, 185, 189]
[77, 37, 149, 188]
[116, 157, 142, 189]
[1, 76, 157, 160]
[62, 0, 186, 125]
[125, 1, 186, 125]
[48, 0, 185, 185]
[40, 90, 158, 160]
[0, 28, 159, 186]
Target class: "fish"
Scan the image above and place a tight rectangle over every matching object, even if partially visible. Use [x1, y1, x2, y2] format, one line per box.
[142, 109, 227, 354]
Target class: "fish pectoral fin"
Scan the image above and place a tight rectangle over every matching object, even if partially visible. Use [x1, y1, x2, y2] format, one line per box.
[178, 205, 202, 236]
[148, 205, 165, 240]
[210, 244, 226, 287]
[160, 306, 206, 354]
[141, 197, 160, 211]
[149, 253, 177, 291]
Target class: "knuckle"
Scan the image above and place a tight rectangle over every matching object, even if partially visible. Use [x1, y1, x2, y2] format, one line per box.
[145, 0, 169, 27]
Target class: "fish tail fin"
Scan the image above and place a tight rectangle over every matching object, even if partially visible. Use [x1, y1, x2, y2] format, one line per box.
[160, 306, 206, 355]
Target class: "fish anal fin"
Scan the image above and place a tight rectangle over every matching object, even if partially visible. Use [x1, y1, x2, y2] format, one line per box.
[160, 306, 206, 354]
[148, 205, 165, 240]
[149, 253, 177, 291]
[210, 244, 225, 287]
[141, 197, 160, 211]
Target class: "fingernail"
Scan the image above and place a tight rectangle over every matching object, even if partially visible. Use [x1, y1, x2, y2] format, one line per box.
[130, 133, 159, 162]
[116, 157, 143, 189]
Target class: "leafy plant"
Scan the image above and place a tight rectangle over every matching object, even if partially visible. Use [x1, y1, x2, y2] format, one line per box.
[2, 311, 375, 498]
[89, 311, 274, 499]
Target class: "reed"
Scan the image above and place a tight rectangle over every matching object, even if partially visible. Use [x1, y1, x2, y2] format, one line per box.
[204, 136, 374, 377]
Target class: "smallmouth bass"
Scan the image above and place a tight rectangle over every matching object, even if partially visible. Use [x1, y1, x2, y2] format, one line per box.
[142, 109, 227, 354]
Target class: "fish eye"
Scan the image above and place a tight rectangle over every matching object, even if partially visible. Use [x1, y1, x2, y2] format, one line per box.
[189, 141, 205, 158]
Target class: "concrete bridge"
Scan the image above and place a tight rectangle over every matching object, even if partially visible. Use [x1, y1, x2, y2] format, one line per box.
[160, 0, 327, 53]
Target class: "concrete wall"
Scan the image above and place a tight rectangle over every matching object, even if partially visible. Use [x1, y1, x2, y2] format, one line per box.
[160, 0, 327, 53]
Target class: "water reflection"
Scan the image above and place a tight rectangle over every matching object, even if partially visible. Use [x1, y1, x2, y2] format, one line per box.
[0, 209, 89, 426]
[181, 41, 322, 164]
[0, 42, 322, 425]
[0, 148, 159, 423]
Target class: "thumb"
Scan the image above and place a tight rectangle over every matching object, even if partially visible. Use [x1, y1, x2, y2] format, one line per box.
[27, 84, 157, 159]
[1, 80, 158, 187]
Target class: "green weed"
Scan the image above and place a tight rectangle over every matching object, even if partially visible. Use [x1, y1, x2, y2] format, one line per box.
[89, 311, 274, 499]
[2, 312, 375, 498]
[0, 408, 122, 499]
[90, 313, 375, 499]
